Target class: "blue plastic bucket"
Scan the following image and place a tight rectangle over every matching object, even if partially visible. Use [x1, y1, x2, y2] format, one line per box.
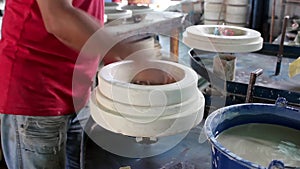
[204, 99, 300, 169]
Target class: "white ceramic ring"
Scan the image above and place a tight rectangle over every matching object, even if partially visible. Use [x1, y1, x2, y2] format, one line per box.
[105, 9, 132, 20]
[183, 32, 263, 53]
[95, 86, 203, 117]
[204, 2, 226, 12]
[185, 25, 261, 44]
[225, 13, 247, 23]
[90, 91, 205, 137]
[226, 0, 249, 5]
[121, 5, 153, 14]
[98, 60, 199, 106]
[226, 5, 248, 15]
[204, 19, 225, 25]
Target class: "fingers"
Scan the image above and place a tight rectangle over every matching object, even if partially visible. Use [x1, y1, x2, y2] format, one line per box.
[131, 68, 176, 85]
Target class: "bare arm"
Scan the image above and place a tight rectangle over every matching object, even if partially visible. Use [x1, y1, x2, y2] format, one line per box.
[36, 0, 101, 51]
[36, 0, 131, 64]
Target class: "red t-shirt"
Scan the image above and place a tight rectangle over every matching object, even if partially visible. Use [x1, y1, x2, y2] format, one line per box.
[0, 0, 104, 116]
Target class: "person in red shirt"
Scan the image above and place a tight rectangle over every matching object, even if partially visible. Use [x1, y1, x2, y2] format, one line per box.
[0, 0, 176, 168]
[0, 0, 125, 168]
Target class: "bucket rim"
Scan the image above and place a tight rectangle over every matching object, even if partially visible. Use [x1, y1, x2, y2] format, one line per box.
[204, 103, 300, 169]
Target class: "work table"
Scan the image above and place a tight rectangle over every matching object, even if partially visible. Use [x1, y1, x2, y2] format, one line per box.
[105, 11, 186, 62]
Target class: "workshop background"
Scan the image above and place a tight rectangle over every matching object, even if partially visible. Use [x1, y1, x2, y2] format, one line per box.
[0, 0, 300, 169]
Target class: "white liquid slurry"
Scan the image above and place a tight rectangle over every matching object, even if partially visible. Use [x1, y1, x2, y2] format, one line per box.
[216, 123, 300, 167]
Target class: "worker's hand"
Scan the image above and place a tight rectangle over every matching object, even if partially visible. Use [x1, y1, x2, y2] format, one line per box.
[131, 68, 176, 85]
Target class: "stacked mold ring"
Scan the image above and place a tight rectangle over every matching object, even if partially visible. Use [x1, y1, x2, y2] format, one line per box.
[203, 1, 226, 25]
[225, 0, 249, 27]
[121, 5, 153, 22]
[90, 60, 205, 137]
[183, 25, 263, 53]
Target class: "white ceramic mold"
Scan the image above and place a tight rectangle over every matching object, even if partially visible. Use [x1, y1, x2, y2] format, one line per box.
[204, 2, 225, 12]
[95, 86, 202, 118]
[98, 60, 199, 106]
[226, 5, 248, 15]
[91, 60, 205, 137]
[204, 19, 225, 25]
[104, 2, 120, 10]
[204, 0, 224, 3]
[183, 25, 263, 53]
[90, 93, 204, 137]
[183, 32, 263, 53]
[185, 25, 261, 44]
[204, 11, 225, 20]
[226, 0, 249, 5]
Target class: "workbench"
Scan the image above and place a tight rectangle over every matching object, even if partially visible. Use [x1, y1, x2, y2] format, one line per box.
[82, 117, 211, 169]
[105, 11, 186, 62]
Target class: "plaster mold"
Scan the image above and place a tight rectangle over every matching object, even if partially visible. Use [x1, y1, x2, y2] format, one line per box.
[121, 5, 153, 22]
[90, 60, 205, 137]
[204, 2, 225, 12]
[225, 22, 247, 27]
[204, 11, 225, 20]
[204, 0, 224, 3]
[183, 25, 263, 53]
[104, 14, 107, 23]
[104, 9, 132, 20]
[104, 2, 120, 10]
[204, 2, 226, 22]
[121, 5, 153, 15]
[226, 0, 249, 5]
[225, 13, 247, 23]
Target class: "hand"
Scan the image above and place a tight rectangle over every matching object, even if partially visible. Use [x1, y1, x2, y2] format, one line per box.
[131, 68, 176, 85]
